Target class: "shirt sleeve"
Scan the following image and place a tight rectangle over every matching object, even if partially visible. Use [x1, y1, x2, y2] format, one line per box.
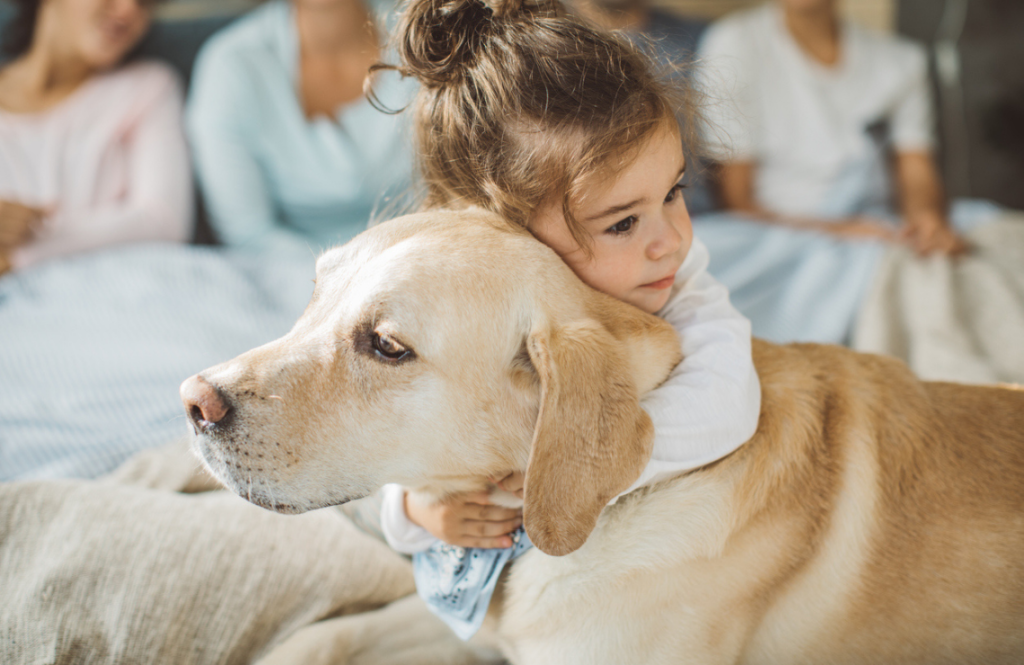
[185, 43, 312, 254]
[11, 66, 193, 268]
[617, 236, 761, 498]
[696, 18, 759, 162]
[889, 41, 935, 153]
[380, 483, 440, 554]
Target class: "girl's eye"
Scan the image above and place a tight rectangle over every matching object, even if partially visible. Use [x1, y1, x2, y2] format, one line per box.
[606, 216, 638, 236]
[665, 182, 687, 204]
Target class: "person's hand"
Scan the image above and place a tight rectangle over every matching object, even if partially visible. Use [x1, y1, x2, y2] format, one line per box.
[405, 490, 522, 549]
[491, 470, 525, 499]
[0, 200, 46, 250]
[0, 251, 11, 276]
[901, 211, 969, 257]
[825, 217, 900, 243]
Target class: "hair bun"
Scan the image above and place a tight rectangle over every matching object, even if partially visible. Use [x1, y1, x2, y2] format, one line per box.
[394, 0, 559, 88]
[395, 0, 495, 88]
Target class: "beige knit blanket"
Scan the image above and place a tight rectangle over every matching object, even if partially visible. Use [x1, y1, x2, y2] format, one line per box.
[0, 441, 495, 665]
[853, 214, 1024, 385]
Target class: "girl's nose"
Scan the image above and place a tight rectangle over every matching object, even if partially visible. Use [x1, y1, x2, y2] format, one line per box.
[646, 212, 685, 260]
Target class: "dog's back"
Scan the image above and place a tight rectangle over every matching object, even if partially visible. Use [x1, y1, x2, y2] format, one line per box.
[736, 341, 1024, 664]
[500, 340, 1024, 665]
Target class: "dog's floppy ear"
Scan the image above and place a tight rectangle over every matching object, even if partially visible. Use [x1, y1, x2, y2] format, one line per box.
[522, 294, 680, 556]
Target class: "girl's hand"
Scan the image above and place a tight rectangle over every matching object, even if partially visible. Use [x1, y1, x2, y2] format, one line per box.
[405, 491, 522, 549]
[0, 200, 46, 249]
[901, 211, 969, 257]
[491, 471, 525, 499]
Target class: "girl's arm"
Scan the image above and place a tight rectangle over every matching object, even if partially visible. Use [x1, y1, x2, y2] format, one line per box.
[382, 239, 764, 547]
[380, 483, 442, 554]
[379, 484, 520, 553]
[11, 68, 192, 268]
[619, 236, 761, 495]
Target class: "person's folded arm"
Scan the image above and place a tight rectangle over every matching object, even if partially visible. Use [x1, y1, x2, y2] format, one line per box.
[12, 71, 193, 268]
[894, 150, 966, 256]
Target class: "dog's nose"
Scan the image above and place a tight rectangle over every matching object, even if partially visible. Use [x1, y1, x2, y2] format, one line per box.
[180, 375, 231, 431]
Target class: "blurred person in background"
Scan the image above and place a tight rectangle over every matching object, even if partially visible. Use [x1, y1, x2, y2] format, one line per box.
[697, 0, 967, 256]
[690, 0, 1024, 385]
[0, 0, 193, 275]
[185, 0, 415, 254]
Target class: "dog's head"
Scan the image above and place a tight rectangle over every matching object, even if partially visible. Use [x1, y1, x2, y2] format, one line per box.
[181, 209, 681, 555]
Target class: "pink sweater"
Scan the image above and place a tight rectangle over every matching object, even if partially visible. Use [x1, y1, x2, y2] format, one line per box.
[0, 61, 192, 270]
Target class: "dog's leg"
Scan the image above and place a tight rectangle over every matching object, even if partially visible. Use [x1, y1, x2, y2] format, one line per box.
[254, 593, 506, 665]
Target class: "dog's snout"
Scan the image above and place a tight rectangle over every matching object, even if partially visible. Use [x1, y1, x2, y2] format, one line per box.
[180, 375, 232, 431]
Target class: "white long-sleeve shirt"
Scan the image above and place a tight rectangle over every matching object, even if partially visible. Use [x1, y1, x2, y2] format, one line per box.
[382, 236, 761, 554]
[0, 61, 193, 270]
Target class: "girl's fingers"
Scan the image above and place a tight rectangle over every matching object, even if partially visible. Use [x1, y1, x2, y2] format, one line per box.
[470, 503, 521, 521]
[465, 517, 522, 538]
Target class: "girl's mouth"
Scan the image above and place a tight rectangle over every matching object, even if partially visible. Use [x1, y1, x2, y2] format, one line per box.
[641, 275, 675, 290]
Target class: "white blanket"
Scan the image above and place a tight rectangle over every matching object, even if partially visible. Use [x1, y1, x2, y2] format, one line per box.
[854, 214, 1024, 385]
[0, 441, 494, 665]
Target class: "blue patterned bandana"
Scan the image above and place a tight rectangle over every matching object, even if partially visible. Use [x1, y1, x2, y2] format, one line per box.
[413, 527, 534, 640]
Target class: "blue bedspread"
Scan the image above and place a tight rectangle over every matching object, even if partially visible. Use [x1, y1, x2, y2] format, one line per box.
[694, 213, 883, 346]
[693, 200, 1003, 347]
[0, 244, 314, 481]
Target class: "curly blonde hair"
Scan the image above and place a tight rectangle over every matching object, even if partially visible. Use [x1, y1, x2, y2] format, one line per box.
[373, 0, 700, 248]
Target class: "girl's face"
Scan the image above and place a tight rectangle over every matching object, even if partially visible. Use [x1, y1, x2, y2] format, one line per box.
[529, 123, 693, 315]
[40, 0, 154, 70]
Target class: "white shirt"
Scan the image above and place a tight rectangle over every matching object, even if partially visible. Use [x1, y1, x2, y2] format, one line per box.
[697, 3, 934, 219]
[0, 62, 192, 269]
[381, 236, 762, 554]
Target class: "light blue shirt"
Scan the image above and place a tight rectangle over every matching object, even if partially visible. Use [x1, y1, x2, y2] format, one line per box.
[186, 0, 417, 254]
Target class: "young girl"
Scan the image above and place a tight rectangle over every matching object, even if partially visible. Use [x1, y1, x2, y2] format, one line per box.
[374, 0, 761, 638]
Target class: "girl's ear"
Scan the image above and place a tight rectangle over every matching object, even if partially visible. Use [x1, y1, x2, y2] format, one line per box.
[522, 293, 681, 556]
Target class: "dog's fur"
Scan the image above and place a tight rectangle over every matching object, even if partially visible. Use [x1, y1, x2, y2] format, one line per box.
[185, 209, 1024, 664]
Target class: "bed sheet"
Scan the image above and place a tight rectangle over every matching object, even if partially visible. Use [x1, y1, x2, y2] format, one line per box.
[0, 243, 314, 481]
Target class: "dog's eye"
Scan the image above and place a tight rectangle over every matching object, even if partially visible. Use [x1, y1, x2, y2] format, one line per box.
[372, 331, 412, 362]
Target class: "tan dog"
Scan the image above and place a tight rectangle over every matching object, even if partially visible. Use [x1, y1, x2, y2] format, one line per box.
[182, 209, 1024, 664]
